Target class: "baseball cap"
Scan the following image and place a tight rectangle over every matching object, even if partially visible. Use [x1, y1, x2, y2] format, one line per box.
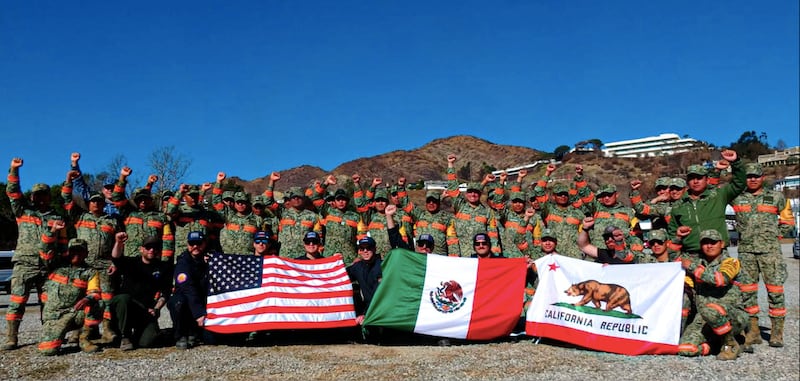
[596, 184, 617, 196]
[602, 225, 620, 239]
[161, 190, 174, 201]
[541, 228, 557, 241]
[132, 188, 152, 201]
[252, 195, 266, 207]
[234, 191, 249, 203]
[550, 183, 569, 195]
[141, 236, 162, 248]
[333, 189, 349, 200]
[357, 236, 376, 247]
[103, 177, 116, 188]
[509, 192, 526, 202]
[687, 165, 707, 177]
[466, 182, 483, 193]
[286, 187, 303, 199]
[31, 183, 50, 193]
[473, 233, 490, 245]
[699, 229, 722, 242]
[655, 177, 671, 188]
[68, 238, 88, 251]
[187, 231, 205, 243]
[648, 229, 668, 242]
[744, 163, 763, 176]
[303, 231, 321, 243]
[669, 178, 687, 188]
[187, 185, 201, 195]
[222, 191, 234, 201]
[253, 231, 271, 242]
[417, 234, 435, 245]
[373, 189, 389, 201]
[88, 192, 104, 202]
[425, 190, 441, 201]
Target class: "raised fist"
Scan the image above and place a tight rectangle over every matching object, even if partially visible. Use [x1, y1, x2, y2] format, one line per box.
[447, 154, 457, 163]
[385, 204, 397, 215]
[10, 158, 22, 168]
[148, 175, 158, 184]
[325, 175, 337, 185]
[270, 172, 281, 182]
[676, 226, 692, 238]
[70, 152, 81, 164]
[630, 180, 642, 191]
[217, 172, 226, 182]
[582, 216, 595, 230]
[720, 149, 738, 162]
[372, 178, 382, 187]
[352, 174, 361, 184]
[121, 167, 132, 177]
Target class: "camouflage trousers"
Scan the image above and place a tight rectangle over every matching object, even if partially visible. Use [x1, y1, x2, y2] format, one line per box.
[91, 267, 115, 322]
[678, 300, 747, 356]
[5, 265, 45, 322]
[37, 308, 98, 355]
[739, 251, 787, 318]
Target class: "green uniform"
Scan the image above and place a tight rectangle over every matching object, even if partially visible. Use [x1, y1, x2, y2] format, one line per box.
[678, 250, 748, 356]
[668, 160, 746, 252]
[445, 168, 501, 256]
[310, 185, 361, 264]
[112, 181, 175, 263]
[731, 188, 793, 319]
[262, 186, 318, 257]
[37, 264, 100, 355]
[210, 185, 264, 255]
[5, 168, 70, 324]
[166, 190, 225, 255]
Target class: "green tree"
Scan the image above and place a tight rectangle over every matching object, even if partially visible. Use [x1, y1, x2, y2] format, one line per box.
[458, 162, 472, 181]
[729, 131, 771, 160]
[554, 145, 571, 161]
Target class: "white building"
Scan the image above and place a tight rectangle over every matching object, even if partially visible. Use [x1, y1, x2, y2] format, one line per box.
[602, 133, 701, 158]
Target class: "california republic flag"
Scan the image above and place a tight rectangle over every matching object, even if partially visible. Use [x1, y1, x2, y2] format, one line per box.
[526, 254, 683, 355]
[363, 249, 527, 340]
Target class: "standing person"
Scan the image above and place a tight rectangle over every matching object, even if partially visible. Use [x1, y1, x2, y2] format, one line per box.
[359, 179, 399, 256]
[730, 163, 795, 348]
[166, 183, 224, 255]
[4, 158, 73, 350]
[311, 175, 362, 264]
[111, 167, 175, 264]
[168, 231, 212, 350]
[70, 152, 122, 222]
[211, 172, 263, 255]
[399, 189, 459, 256]
[629, 178, 674, 231]
[347, 237, 382, 326]
[678, 230, 749, 360]
[110, 233, 172, 350]
[262, 172, 318, 257]
[65, 189, 121, 345]
[581, 183, 639, 253]
[385, 204, 433, 254]
[532, 164, 586, 259]
[37, 238, 102, 355]
[668, 149, 746, 253]
[444, 154, 501, 257]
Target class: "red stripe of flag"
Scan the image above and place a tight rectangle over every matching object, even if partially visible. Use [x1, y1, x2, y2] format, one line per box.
[207, 319, 356, 334]
[466, 258, 527, 340]
[208, 290, 355, 308]
[208, 304, 355, 319]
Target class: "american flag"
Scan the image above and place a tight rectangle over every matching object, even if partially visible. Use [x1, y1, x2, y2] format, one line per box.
[204, 253, 357, 333]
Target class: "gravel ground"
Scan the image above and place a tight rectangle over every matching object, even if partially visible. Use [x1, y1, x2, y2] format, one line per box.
[1, 244, 797, 381]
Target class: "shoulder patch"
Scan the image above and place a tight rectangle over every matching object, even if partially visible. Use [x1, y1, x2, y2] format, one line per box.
[176, 273, 188, 284]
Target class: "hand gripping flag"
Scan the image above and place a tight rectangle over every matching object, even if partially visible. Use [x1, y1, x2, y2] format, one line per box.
[362, 249, 527, 340]
[525, 254, 683, 355]
[204, 253, 357, 333]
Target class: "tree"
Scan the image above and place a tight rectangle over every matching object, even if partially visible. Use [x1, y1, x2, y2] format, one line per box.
[147, 146, 192, 194]
[729, 131, 771, 160]
[587, 138, 603, 150]
[554, 145, 571, 161]
[457, 162, 472, 181]
[776, 139, 787, 151]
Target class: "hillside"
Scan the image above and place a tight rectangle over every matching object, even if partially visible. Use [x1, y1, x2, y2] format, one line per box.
[231, 135, 799, 204]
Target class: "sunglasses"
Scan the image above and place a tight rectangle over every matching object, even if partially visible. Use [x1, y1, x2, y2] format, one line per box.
[648, 240, 665, 246]
[187, 240, 203, 246]
[416, 241, 433, 248]
[303, 240, 320, 245]
[254, 239, 269, 244]
[143, 245, 159, 251]
[358, 246, 374, 251]
[473, 242, 489, 247]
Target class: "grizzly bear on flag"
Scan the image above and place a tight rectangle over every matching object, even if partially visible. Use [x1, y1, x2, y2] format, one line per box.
[565, 280, 633, 314]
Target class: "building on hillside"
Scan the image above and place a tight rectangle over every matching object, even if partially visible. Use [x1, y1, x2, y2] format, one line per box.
[490, 159, 555, 177]
[758, 147, 800, 167]
[774, 175, 800, 191]
[602, 133, 701, 158]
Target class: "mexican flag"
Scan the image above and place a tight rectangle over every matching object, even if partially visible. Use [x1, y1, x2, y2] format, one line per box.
[362, 249, 527, 340]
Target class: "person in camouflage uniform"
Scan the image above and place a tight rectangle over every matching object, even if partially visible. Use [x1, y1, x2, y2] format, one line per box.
[639, 228, 695, 333]
[668, 149, 746, 253]
[388, 180, 416, 242]
[730, 162, 795, 348]
[251, 195, 279, 235]
[578, 217, 643, 264]
[262, 172, 318, 257]
[37, 238, 102, 355]
[678, 229, 750, 360]
[398, 189, 459, 256]
[532, 165, 586, 259]
[444, 154, 501, 257]
[166, 183, 224, 255]
[358, 183, 397, 257]
[65, 186, 121, 345]
[4, 158, 73, 350]
[580, 183, 642, 254]
[310, 175, 362, 264]
[629, 177, 674, 231]
[494, 170, 543, 258]
[210, 172, 264, 255]
[111, 167, 175, 264]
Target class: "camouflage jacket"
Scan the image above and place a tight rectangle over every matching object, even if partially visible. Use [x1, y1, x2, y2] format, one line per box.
[42, 264, 100, 321]
[112, 180, 175, 262]
[731, 189, 795, 254]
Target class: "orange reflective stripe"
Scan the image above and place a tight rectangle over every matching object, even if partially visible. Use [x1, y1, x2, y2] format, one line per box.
[41, 234, 56, 244]
[613, 213, 630, 221]
[126, 217, 144, 225]
[39, 251, 53, 261]
[326, 215, 343, 224]
[346, 220, 358, 228]
[738, 283, 758, 293]
[756, 204, 778, 214]
[280, 218, 296, 226]
[40, 293, 48, 303]
[595, 212, 611, 219]
[630, 195, 642, 204]
[72, 279, 88, 289]
[693, 266, 705, 281]
[147, 221, 164, 228]
[455, 213, 471, 221]
[765, 284, 784, 293]
[565, 217, 581, 225]
[368, 222, 385, 230]
[300, 220, 314, 228]
[416, 221, 429, 228]
[48, 273, 69, 285]
[641, 204, 651, 215]
[17, 215, 42, 225]
[681, 308, 690, 317]
[678, 343, 698, 353]
[101, 292, 113, 301]
[546, 214, 563, 223]
[701, 343, 710, 356]
[243, 225, 257, 233]
[100, 225, 115, 233]
[76, 220, 97, 229]
[474, 216, 488, 223]
[706, 303, 727, 316]
[225, 223, 242, 231]
[769, 307, 787, 317]
[744, 305, 760, 314]
[712, 321, 731, 335]
[732, 205, 751, 213]
[517, 241, 529, 251]
[430, 222, 446, 232]
[10, 295, 27, 304]
[38, 339, 63, 351]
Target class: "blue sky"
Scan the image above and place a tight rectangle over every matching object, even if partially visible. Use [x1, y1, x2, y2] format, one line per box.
[2, 1, 798, 189]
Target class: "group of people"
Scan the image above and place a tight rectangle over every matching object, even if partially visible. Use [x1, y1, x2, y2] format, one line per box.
[2, 150, 794, 359]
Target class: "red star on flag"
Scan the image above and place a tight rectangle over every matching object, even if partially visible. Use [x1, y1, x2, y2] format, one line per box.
[548, 262, 559, 271]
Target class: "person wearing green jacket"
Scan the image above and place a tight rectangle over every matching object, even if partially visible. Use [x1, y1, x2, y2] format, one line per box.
[667, 149, 745, 253]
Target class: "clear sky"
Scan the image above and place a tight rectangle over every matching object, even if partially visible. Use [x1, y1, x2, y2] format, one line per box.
[2, 1, 798, 189]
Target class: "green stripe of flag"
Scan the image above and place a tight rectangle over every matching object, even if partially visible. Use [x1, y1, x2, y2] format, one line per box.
[362, 248, 427, 331]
